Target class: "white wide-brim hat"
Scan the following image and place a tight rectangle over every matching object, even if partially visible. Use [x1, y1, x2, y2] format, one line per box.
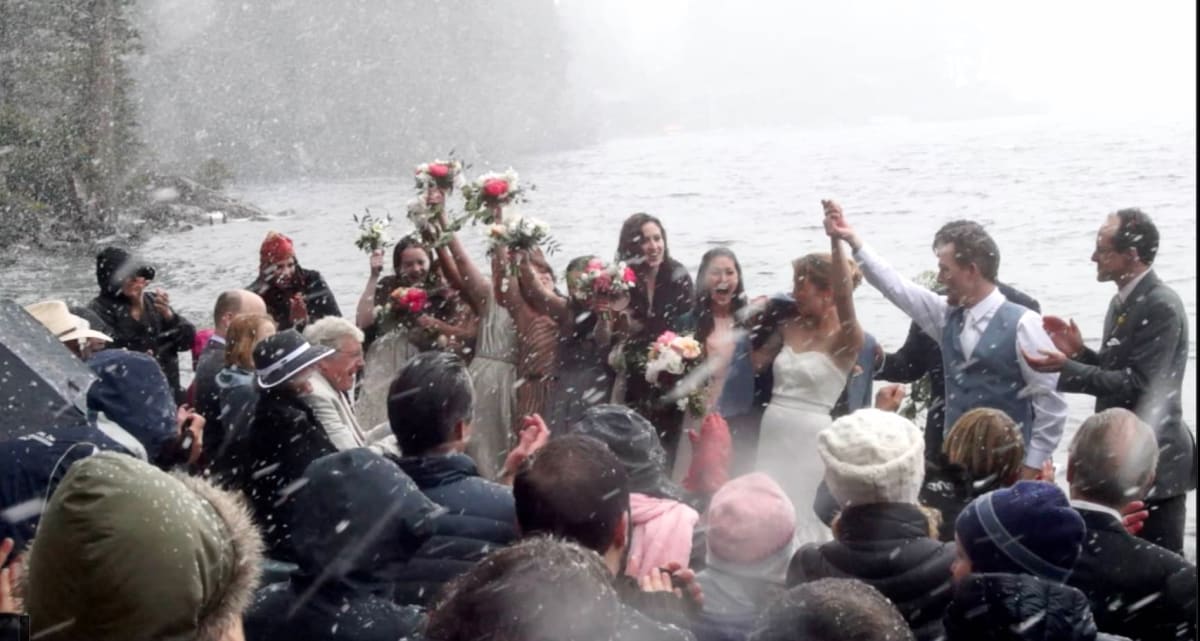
[25, 300, 113, 344]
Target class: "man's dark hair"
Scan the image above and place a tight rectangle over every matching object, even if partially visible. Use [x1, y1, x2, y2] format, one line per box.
[750, 579, 915, 641]
[931, 220, 1000, 282]
[1113, 208, 1159, 266]
[387, 351, 474, 455]
[513, 435, 630, 553]
[426, 536, 621, 641]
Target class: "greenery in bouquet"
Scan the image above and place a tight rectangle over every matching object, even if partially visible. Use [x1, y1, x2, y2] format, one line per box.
[645, 331, 708, 418]
[353, 209, 392, 253]
[461, 168, 526, 223]
[572, 258, 636, 302]
[898, 269, 940, 422]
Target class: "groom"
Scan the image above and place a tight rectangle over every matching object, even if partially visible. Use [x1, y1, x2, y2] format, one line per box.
[1025, 208, 1196, 554]
[825, 206, 1068, 479]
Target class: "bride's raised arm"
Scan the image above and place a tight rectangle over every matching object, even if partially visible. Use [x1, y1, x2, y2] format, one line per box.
[823, 199, 865, 368]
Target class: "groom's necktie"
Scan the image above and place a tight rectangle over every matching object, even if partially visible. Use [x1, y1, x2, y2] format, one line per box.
[1102, 294, 1121, 344]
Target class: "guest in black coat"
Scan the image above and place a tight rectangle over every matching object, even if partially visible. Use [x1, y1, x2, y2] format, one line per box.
[249, 231, 342, 332]
[1027, 209, 1197, 554]
[789, 409, 952, 641]
[89, 246, 196, 402]
[946, 481, 1124, 641]
[238, 329, 337, 564]
[616, 213, 696, 469]
[875, 281, 1039, 460]
[245, 449, 435, 641]
[384, 352, 520, 607]
[1064, 408, 1197, 641]
[918, 408, 1025, 542]
[193, 290, 266, 463]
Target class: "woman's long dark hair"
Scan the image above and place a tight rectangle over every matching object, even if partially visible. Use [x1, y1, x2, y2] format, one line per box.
[617, 213, 671, 269]
[392, 235, 433, 279]
[694, 247, 747, 345]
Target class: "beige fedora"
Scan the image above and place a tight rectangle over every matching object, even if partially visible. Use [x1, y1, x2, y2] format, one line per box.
[24, 300, 113, 344]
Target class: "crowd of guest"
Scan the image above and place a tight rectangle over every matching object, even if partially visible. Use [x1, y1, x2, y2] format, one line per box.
[0, 191, 1194, 641]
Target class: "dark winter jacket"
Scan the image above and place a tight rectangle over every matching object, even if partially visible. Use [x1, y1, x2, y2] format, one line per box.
[238, 385, 337, 564]
[918, 452, 1011, 542]
[245, 449, 436, 641]
[388, 452, 518, 606]
[192, 338, 227, 460]
[944, 573, 1110, 641]
[788, 503, 954, 641]
[85, 349, 183, 465]
[0, 424, 129, 553]
[249, 264, 341, 332]
[205, 366, 259, 486]
[1067, 507, 1197, 641]
[89, 247, 196, 402]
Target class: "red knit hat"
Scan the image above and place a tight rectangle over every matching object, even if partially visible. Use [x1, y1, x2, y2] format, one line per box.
[260, 231, 295, 270]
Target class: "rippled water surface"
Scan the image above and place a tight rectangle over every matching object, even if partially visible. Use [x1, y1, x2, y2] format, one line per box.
[3, 114, 1195, 556]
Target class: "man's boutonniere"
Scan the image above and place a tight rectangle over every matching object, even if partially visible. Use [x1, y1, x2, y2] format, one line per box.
[1116, 312, 1128, 327]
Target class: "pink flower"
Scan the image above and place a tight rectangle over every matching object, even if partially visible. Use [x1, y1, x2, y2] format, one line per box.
[622, 267, 637, 284]
[428, 163, 449, 178]
[586, 258, 606, 272]
[593, 273, 613, 292]
[655, 331, 678, 349]
[403, 288, 429, 313]
[482, 178, 509, 199]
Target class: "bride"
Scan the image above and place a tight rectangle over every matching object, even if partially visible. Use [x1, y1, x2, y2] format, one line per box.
[754, 199, 865, 544]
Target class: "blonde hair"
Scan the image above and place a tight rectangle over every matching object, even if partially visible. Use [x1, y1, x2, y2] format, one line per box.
[942, 408, 1025, 487]
[224, 314, 276, 369]
[792, 252, 863, 291]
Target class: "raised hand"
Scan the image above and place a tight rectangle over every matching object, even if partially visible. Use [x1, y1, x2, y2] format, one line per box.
[875, 384, 906, 412]
[822, 199, 860, 249]
[153, 289, 175, 321]
[1120, 500, 1150, 535]
[497, 414, 552, 484]
[1022, 347, 1067, 373]
[369, 249, 384, 277]
[1042, 316, 1084, 358]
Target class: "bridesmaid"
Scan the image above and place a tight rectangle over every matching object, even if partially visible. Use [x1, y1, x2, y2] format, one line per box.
[615, 213, 695, 469]
[672, 247, 759, 479]
[517, 254, 623, 432]
[494, 246, 560, 430]
[431, 202, 519, 480]
[353, 236, 476, 433]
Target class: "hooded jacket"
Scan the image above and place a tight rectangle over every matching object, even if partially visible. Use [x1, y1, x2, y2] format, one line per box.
[245, 449, 436, 641]
[788, 503, 954, 641]
[568, 405, 700, 578]
[943, 573, 1114, 641]
[89, 247, 196, 401]
[388, 452, 519, 606]
[238, 385, 337, 564]
[22, 451, 262, 641]
[205, 366, 259, 486]
[86, 349, 181, 464]
[248, 260, 341, 332]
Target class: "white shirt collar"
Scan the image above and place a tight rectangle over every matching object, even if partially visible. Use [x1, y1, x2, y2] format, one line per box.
[1069, 499, 1123, 524]
[1117, 268, 1152, 303]
[209, 335, 226, 345]
[965, 286, 1006, 324]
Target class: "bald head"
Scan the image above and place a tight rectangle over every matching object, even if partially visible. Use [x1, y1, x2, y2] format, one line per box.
[1068, 408, 1159, 508]
[213, 290, 267, 335]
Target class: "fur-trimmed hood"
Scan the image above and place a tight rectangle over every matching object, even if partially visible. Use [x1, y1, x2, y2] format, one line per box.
[22, 452, 262, 641]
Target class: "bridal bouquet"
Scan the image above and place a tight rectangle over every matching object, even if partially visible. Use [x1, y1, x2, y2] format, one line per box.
[645, 331, 708, 417]
[414, 159, 464, 191]
[573, 258, 637, 302]
[487, 214, 558, 255]
[353, 210, 392, 253]
[462, 168, 525, 222]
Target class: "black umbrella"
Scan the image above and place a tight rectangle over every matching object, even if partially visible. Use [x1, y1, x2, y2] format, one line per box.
[0, 299, 95, 440]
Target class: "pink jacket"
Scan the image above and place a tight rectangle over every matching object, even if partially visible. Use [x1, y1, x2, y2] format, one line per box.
[625, 493, 699, 579]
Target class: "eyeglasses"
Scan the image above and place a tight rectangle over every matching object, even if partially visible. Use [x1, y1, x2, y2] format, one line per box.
[335, 348, 364, 359]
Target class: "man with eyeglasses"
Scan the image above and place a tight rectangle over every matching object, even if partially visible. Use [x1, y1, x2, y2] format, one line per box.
[301, 316, 372, 451]
[1024, 208, 1196, 555]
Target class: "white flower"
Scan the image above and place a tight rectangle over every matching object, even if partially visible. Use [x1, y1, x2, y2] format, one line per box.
[662, 349, 686, 375]
[675, 337, 702, 360]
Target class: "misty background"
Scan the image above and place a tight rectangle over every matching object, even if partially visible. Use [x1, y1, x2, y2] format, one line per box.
[133, 0, 1197, 181]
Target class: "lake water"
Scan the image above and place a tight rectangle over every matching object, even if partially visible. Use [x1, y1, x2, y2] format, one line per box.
[2, 114, 1194, 557]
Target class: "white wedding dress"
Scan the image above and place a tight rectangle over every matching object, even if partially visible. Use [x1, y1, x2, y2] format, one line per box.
[756, 348, 849, 545]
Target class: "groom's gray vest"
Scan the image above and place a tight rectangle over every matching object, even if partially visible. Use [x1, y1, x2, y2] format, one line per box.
[941, 301, 1035, 444]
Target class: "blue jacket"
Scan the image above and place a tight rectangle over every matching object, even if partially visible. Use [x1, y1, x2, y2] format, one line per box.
[388, 452, 518, 606]
[245, 449, 434, 641]
[86, 349, 180, 463]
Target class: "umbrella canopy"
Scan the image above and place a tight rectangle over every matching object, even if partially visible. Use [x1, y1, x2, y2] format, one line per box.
[0, 299, 95, 440]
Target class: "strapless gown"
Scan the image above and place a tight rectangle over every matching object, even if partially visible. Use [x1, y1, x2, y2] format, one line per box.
[756, 348, 848, 545]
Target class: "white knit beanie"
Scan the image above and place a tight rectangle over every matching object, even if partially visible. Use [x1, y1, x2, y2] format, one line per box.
[817, 409, 925, 507]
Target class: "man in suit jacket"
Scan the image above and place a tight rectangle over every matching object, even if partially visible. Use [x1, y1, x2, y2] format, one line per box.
[301, 317, 370, 450]
[193, 290, 265, 462]
[1065, 408, 1197, 641]
[1027, 208, 1196, 554]
[876, 283, 1041, 460]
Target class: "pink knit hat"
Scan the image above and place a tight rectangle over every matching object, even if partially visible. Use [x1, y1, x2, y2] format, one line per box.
[706, 473, 796, 563]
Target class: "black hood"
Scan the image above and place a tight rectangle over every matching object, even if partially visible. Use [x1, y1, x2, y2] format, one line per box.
[567, 404, 686, 502]
[96, 247, 155, 297]
[290, 449, 441, 593]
